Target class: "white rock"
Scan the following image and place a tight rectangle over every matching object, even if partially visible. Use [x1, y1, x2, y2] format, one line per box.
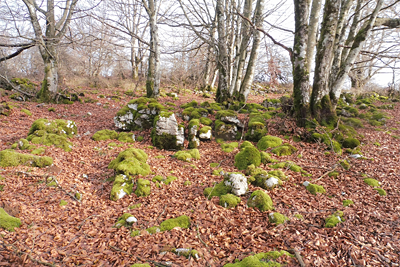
[349, 154, 362, 159]
[224, 173, 248, 196]
[199, 129, 212, 140]
[87, 112, 92, 116]
[126, 216, 137, 223]
[303, 181, 310, 187]
[96, 103, 102, 106]
[269, 212, 275, 220]
[84, 131, 91, 136]
[265, 177, 280, 189]
[116, 188, 126, 199]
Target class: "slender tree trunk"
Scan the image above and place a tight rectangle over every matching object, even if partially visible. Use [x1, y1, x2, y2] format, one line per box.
[293, 0, 311, 126]
[306, 0, 322, 74]
[131, 38, 139, 80]
[239, 0, 264, 102]
[215, 0, 230, 103]
[145, 0, 160, 98]
[310, 0, 340, 126]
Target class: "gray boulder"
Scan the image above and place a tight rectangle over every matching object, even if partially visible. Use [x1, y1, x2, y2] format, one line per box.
[151, 112, 184, 150]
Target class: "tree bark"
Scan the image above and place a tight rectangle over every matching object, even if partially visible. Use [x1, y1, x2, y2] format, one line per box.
[306, 0, 322, 74]
[292, 0, 311, 126]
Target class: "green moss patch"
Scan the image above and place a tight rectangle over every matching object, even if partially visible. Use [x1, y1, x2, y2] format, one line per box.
[364, 178, 380, 187]
[260, 151, 277, 164]
[164, 176, 177, 185]
[221, 142, 239, 153]
[328, 171, 339, 178]
[204, 181, 231, 199]
[108, 148, 150, 176]
[0, 208, 21, 231]
[159, 215, 191, 231]
[173, 149, 200, 162]
[234, 146, 261, 170]
[60, 200, 68, 206]
[339, 159, 350, 170]
[114, 213, 137, 228]
[200, 117, 213, 125]
[223, 250, 292, 267]
[257, 135, 282, 150]
[269, 212, 289, 225]
[305, 183, 326, 195]
[247, 190, 274, 211]
[271, 143, 297, 156]
[130, 263, 151, 267]
[0, 149, 53, 168]
[110, 174, 134, 201]
[342, 200, 354, 207]
[374, 188, 386, 196]
[325, 211, 345, 228]
[135, 179, 151, 197]
[342, 138, 360, 149]
[21, 109, 32, 116]
[219, 194, 241, 208]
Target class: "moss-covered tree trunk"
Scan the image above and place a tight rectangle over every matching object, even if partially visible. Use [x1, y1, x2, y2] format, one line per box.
[292, 0, 311, 127]
[310, 0, 339, 126]
[37, 51, 59, 102]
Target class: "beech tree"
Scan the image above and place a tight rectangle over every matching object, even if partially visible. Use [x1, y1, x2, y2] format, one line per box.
[292, 0, 400, 126]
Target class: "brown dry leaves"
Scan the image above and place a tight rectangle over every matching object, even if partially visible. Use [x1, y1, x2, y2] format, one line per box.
[0, 89, 399, 266]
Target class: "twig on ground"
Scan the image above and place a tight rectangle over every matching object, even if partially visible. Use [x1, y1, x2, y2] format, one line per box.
[315, 165, 337, 181]
[287, 248, 306, 267]
[156, 204, 167, 224]
[195, 223, 208, 247]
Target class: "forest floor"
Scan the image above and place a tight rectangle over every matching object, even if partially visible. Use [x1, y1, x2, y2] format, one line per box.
[0, 86, 399, 267]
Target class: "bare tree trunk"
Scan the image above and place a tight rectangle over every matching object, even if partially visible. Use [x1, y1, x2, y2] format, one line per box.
[239, 0, 264, 101]
[131, 38, 139, 80]
[310, 0, 340, 125]
[143, 0, 160, 98]
[293, 0, 311, 126]
[306, 0, 322, 74]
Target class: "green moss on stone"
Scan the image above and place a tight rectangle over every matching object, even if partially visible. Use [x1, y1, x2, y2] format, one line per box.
[364, 178, 380, 187]
[221, 142, 239, 153]
[117, 132, 136, 143]
[0, 208, 21, 231]
[115, 213, 137, 228]
[234, 146, 261, 170]
[219, 194, 241, 208]
[135, 179, 151, 197]
[247, 190, 273, 211]
[223, 250, 292, 267]
[328, 171, 339, 178]
[271, 143, 297, 156]
[30, 133, 73, 152]
[342, 200, 354, 207]
[21, 109, 32, 116]
[374, 188, 386, 196]
[200, 117, 213, 125]
[0, 149, 53, 167]
[110, 174, 134, 201]
[60, 200, 68, 206]
[240, 141, 254, 149]
[164, 176, 177, 185]
[294, 214, 304, 220]
[174, 149, 200, 162]
[340, 160, 350, 170]
[342, 138, 360, 149]
[129, 203, 142, 209]
[325, 211, 345, 228]
[204, 181, 231, 199]
[108, 148, 150, 176]
[183, 180, 191, 186]
[269, 212, 289, 225]
[159, 215, 191, 231]
[257, 136, 283, 150]
[130, 264, 150, 267]
[306, 183, 326, 195]
[152, 175, 163, 182]
[260, 152, 277, 164]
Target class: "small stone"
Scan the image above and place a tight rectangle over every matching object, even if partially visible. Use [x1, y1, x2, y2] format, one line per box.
[96, 103, 102, 106]
[303, 181, 310, 187]
[87, 112, 92, 116]
[126, 216, 137, 223]
[84, 131, 91, 136]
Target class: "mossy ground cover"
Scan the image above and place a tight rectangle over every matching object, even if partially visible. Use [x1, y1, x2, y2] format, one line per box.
[1, 91, 399, 266]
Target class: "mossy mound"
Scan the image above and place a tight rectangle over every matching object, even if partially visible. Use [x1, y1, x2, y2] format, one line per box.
[245, 113, 270, 142]
[173, 149, 200, 162]
[247, 190, 273, 211]
[12, 138, 36, 150]
[305, 183, 326, 195]
[270, 161, 310, 176]
[260, 151, 277, 164]
[188, 119, 200, 148]
[219, 194, 241, 208]
[374, 188, 387, 196]
[117, 132, 136, 143]
[159, 215, 191, 231]
[342, 138, 360, 149]
[364, 178, 380, 187]
[26, 119, 77, 151]
[328, 171, 339, 178]
[108, 148, 150, 176]
[135, 179, 151, 197]
[342, 118, 364, 128]
[271, 143, 297, 156]
[268, 212, 289, 225]
[221, 142, 238, 153]
[199, 126, 212, 140]
[114, 97, 165, 130]
[234, 146, 261, 170]
[110, 174, 134, 201]
[114, 213, 137, 228]
[240, 141, 254, 149]
[0, 149, 53, 168]
[92, 129, 119, 141]
[311, 132, 342, 155]
[342, 200, 354, 207]
[339, 159, 350, 170]
[199, 117, 213, 126]
[182, 107, 208, 120]
[257, 135, 282, 150]
[223, 250, 292, 267]
[21, 109, 32, 116]
[180, 100, 198, 109]
[130, 264, 151, 267]
[164, 176, 177, 185]
[0, 102, 13, 116]
[204, 181, 232, 199]
[325, 210, 345, 228]
[0, 208, 21, 231]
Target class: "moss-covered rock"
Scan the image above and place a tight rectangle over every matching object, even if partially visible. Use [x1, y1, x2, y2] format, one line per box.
[0, 208, 21, 231]
[374, 188, 386, 196]
[199, 126, 212, 140]
[257, 135, 282, 150]
[21, 109, 32, 116]
[234, 146, 261, 170]
[268, 212, 289, 225]
[182, 107, 208, 121]
[339, 159, 350, 170]
[240, 141, 254, 149]
[0, 149, 53, 168]
[219, 194, 241, 208]
[342, 137, 360, 149]
[114, 97, 165, 131]
[159, 215, 191, 231]
[188, 119, 200, 148]
[364, 178, 380, 187]
[117, 132, 136, 143]
[110, 174, 134, 201]
[12, 138, 36, 150]
[305, 182, 326, 195]
[223, 250, 292, 267]
[260, 151, 277, 164]
[108, 148, 150, 176]
[115, 213, 137, 228]
[92, 129, 119, 141]
[135, 179, 151, 197]
[199, 117, 213, 126]
[151, 112, 184, 150]
[215, 120, 240, 141]
[271, 143, 297, 156]
[244, 113, 270, 142]
[173, 149, 200, 162]
[164, 176, 177, 185]
[204, 181, 231, 199]
[325, 210, 345, 228]
[247, 190, 273, 211]
[342, 200, 354, 207]
[221, 142, 238, 153]
[328, 171, 339, 178]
